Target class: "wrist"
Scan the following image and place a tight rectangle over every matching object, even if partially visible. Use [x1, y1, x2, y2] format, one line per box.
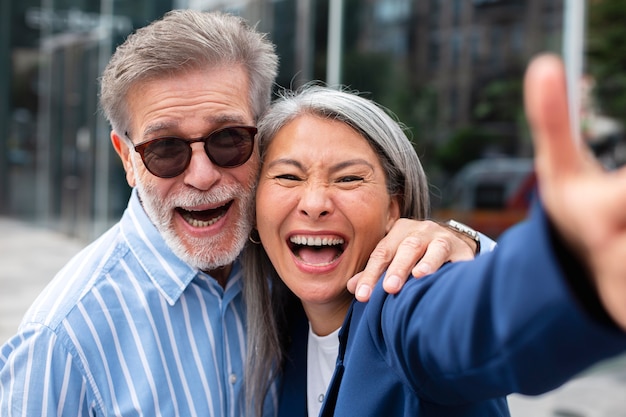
[443, 219, 481, 255]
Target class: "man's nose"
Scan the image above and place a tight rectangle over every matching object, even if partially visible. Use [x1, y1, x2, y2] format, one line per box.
[182, 142, 222, 190]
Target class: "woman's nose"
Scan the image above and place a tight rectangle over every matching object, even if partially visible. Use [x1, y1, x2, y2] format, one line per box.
[298, 184, 333, 220]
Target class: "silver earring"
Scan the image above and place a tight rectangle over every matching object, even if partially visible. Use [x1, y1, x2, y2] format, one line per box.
[249, 229, 261, 244]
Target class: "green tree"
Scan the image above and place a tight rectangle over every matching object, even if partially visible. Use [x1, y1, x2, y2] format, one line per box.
[473, 77, 523, 123]
[435, 127, 501, 175]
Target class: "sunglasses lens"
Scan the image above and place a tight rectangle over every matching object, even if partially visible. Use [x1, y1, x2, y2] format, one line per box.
[206, 127, 255, 167]
[142, 138, 191, 178]
[135, 126, 255, 178]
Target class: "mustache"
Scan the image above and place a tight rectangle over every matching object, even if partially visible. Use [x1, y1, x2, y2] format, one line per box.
[167, 184, 246, 208]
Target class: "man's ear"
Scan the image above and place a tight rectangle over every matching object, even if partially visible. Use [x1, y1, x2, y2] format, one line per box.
[111, 131, 137, 187]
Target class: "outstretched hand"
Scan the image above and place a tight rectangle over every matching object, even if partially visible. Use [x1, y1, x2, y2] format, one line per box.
[347, 219, 476, 302]
[525, 54, 626, 331]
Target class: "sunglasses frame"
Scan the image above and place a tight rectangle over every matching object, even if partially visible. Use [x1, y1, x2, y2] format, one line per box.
[126, 125, 257, 178]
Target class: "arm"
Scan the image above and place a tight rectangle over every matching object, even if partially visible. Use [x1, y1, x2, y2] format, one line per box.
[525, 54, 626, 330]
[375, 54, 626, 404]
[348, 219, 497, 302]
[0, 325, 94, 416]
[371, 204, 626, 405]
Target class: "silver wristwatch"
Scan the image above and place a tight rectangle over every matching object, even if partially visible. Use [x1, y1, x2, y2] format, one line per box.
[445, 219, 481, 255]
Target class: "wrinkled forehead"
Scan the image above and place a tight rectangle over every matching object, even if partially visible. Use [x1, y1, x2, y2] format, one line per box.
[124, 66, 254, 136]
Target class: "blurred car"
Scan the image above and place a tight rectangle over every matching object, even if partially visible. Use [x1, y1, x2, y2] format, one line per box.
[433, 158, 536, 240]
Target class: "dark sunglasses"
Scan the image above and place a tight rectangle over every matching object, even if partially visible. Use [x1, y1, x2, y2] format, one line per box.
[127, 126, 257, 178]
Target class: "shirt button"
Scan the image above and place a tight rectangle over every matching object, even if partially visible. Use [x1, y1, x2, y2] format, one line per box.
[229, 373, 237, 384]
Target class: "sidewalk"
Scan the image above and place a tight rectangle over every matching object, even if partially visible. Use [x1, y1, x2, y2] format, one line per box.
[0, 216, 86, 345]
[0, 216, 625, 415]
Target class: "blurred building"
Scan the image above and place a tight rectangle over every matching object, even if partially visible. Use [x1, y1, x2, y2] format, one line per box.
[352, 0, 563, 150]
[1, 0, 566, 240]
[1, 0, 176, 239]
[417, 0, 562, 134]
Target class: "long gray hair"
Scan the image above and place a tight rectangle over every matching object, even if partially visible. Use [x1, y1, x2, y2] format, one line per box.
[242, 85, 430, 415]
[99, 9, 278, 134]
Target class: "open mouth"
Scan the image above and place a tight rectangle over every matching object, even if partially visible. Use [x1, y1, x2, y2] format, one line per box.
[288, 235, 346, 266]
[177, 201, 233, 227]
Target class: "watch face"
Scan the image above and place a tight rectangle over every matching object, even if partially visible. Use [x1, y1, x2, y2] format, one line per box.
[447, 220, 478, 238]
[446, 219, 481, 255]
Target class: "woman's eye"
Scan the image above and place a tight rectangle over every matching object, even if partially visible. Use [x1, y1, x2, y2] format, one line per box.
[337, 175, 363, 183]
[275, 174, 301, 182]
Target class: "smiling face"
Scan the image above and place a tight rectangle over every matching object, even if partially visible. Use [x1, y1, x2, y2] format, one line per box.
[256, 114, 400, 327]
[111, 66, 258, 284]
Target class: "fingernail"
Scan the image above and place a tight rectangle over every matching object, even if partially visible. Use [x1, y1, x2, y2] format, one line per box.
[415, 263, 432, 276]
[385, 275, 402, 291]
[356, 284, 371, 300]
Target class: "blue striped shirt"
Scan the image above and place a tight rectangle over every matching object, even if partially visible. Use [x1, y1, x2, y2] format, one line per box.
[0, 189, 278, 416]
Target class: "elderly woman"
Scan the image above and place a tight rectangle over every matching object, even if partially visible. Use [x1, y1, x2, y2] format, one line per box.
[243, 65, 626, 416]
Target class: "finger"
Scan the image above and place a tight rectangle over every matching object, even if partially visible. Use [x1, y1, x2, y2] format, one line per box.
[411, 237, 474, 279]
[523, 54, 578, 181]
[381, 236, 430, 293]
[352, 236, 427, 302]
[408, 238, 449, 278]
[346, 273, 361, 294]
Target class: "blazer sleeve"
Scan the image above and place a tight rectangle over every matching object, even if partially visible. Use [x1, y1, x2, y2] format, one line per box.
[366, 202, 626, 406]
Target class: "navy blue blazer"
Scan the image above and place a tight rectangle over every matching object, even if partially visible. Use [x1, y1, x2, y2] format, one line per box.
[277, 205, 626, 417]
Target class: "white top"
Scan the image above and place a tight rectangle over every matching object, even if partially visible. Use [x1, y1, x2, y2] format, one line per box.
[306, 325, 341, 417]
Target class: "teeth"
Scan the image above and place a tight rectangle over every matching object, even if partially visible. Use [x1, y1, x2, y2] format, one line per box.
[181, 211, 225, 227]
[289, 236, 345, 246]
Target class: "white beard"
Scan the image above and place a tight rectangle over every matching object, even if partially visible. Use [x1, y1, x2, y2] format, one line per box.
[131, 158, 255, 271]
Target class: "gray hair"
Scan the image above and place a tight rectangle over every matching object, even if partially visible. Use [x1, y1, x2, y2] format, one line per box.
[258, 85, 430, 218]
[99, 9, 278, 134]
[242, 85, 430, 415]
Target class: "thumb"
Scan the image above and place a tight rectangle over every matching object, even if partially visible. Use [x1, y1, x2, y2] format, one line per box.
[523, 54, 580, 182]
